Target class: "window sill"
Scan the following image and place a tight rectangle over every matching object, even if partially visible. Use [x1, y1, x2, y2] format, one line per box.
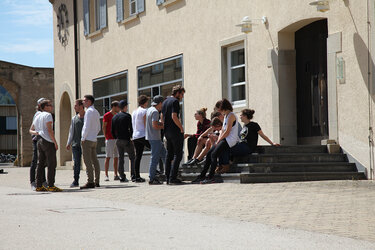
[120, 15, 139, 25]
[162, 0, 181, 7]
[86, 27, 106, 39]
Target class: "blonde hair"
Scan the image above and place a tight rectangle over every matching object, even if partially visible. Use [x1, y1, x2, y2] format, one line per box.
[196, 108, 207, 119]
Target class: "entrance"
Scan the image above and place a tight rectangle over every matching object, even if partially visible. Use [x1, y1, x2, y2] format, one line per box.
[295, 19, 328, 144]
[59, 92, 72, 166]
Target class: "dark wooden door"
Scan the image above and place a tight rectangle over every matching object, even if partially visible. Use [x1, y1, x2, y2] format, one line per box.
[295, 19, 328, 141]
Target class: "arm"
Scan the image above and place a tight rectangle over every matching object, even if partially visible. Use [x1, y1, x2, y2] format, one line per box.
[152, 121, 164, 130]
[217, 114, 236, 144]
[102, 121, 107, 139]
[66, 118, 75, 150]
[143, 113, 147, 127]
[258, 130, 280, 146]
[81, 110, 90, 142]
[129, 115, 133, 140]
[172, 113, 184, 133]
[29, 124, 38, 136]
[46, 121, 58, 150]
[198, 126, 213, 140]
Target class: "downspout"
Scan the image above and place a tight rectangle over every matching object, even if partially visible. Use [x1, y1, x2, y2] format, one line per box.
[367, 0, 374, 179]
[73, 0, 80, 100]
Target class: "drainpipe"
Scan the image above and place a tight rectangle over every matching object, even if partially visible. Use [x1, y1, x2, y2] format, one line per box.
[73, 0, 79, 100]
[367, 0, 374, 180]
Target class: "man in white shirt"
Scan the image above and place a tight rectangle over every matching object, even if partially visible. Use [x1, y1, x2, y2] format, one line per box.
[80, 95, 101, 189]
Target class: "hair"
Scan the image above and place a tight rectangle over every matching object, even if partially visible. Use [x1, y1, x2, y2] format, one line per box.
[138, 95, 149, 106]
[40, 99, 51, 110]
[214, 100, 223, 111]
[211, 117, 223, 127]
[111, 100, 119, 108]
[172, 85, 185, 96]
[219, 98, 233, 112]
[76, 99, 83, 106]
[84, 95, 95, 105]
[210, 111, 222, 120]
[241, 109, 255, 120]
[196, 108, 207, 119]
[36, 106, 42, 112]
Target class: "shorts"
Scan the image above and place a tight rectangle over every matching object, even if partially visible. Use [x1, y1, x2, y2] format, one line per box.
[105, 139, 119, 158]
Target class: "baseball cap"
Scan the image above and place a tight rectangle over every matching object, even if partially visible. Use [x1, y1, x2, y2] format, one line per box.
[37, 98, 46, 105]
[119, 99, 129, 109]
[151, 95, 164, 106]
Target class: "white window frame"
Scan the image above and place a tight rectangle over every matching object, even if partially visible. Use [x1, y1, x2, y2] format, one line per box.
[129, 0, 137, 16]
[227, 44, 246, 108]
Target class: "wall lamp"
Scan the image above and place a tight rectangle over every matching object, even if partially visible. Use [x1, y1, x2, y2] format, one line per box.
[236, 16, 268, 34]
[309, 0, 330, 12]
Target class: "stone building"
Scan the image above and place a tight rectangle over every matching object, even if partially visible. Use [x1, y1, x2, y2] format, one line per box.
[49, 0, 375, 178]
[0, 61, 54, 166]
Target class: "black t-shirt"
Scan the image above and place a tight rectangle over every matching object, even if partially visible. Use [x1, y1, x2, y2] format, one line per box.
[162, 96, 181, 136]
[240, 122, 261, 150]
[111, 112, 133, 140]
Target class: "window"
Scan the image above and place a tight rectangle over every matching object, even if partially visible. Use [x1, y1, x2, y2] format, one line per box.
[83, 0, 107, 36]
[137, 55, 184, 120]
[6, 117, 17, 130]
[227, 44, 246, 107]
[93, 71, 128, 155]
[116, 0, 145, 23]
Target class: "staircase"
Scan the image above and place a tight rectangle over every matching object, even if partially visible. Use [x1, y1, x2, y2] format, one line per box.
[180, 145, 366, 183]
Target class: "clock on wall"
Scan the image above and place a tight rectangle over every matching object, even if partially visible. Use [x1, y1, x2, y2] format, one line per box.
[57, 4, 69, 46]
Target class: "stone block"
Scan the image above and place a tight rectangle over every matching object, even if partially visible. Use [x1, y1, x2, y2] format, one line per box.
[327, 144, 341, 154]
[321, 139, 336, 145]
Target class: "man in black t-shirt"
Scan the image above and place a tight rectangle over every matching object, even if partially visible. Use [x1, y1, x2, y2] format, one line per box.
[161, 85, 185, 184]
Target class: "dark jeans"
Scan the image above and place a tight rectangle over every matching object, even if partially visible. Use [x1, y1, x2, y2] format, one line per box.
[116, 139, 135, 179]
[133, 137, 150, 178]
[30, 136, 46, 184]
[187, 136, 197, 160]
[165, 133, 184, 181]
[36, 138, 57, 188]
[230, 142, 252, 157]
[199, 139, 230, 179]
[72, 145, 82, 184]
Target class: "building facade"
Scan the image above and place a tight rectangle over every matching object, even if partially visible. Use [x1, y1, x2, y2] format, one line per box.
[50, 0, 375, 178]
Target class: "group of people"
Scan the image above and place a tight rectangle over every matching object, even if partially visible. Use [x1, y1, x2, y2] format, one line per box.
[28, 85, 279, 191]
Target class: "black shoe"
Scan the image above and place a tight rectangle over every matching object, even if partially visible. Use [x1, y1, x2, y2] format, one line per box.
[120, 177, 129, 183]
[155, 170, 162, 175]
[149, 178, 162, 185]
[80, 182, 95, 189]
[169, 178, 184, 185]
[136, 177, 146, 183]
[197, 158, 206, 165]
[70, 182, 79, 188]
[187, 159, 198, 166]
[191, 176, 205, 184]
[200, 177, 223, 184]
[95, 183, 100, 187]
[183, 158, 194, 166]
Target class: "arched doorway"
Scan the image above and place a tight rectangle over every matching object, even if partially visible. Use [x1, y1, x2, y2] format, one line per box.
[59, 92, 72, 166]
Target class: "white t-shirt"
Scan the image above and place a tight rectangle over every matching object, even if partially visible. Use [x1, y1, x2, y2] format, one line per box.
[132, 106, 147, 140]
[33, 111, 53, 142]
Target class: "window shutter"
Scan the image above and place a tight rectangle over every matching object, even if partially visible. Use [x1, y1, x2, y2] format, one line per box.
[83, 0, 90, 35]
[156, 0, 165, 6]
[137, 0, 145, 13]
[99, 0, 107, 29]
[116, 0, 124, 22]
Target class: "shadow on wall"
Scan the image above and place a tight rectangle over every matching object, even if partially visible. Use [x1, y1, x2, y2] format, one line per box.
[165, 0, 186, 14]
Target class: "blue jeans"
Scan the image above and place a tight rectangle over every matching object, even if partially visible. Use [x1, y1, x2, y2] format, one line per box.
[149, 140, 166, 181]
[230, 142, 251, 157]
[72, 145, 82, 184]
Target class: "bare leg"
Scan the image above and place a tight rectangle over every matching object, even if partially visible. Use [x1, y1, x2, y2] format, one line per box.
[104, 157, 110, 177]
[113, 157, 119, 177]
[192, 138, 207, 159]
[197, 140, 212, 160]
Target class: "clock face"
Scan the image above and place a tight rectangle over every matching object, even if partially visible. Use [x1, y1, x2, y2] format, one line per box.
[57, 4, 69, 46]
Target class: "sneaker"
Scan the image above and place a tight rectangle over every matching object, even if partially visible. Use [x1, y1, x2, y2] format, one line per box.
[70, 182, 79, 188]
[95, 183, 100, 188]
[114, 176, 120, 181]
[169, 178, 184, 185]
[48, 186, 63, 192]
[120, 177, 129, 183]
[80, 183, 95, 189]
[197, 158, 206, 165]
[35, 186, 48, 192]
[42, 181, 48, 188]
[31, 182, 36, 191]
[104, 176, 109, 182]
[136, 177, 146, 183]
[201, 177, 223, 184]
[149, 179, 162, 185]
[191, 176, 205, 184]
[187, 159, 198, 166]
[183, 158, 194, 166]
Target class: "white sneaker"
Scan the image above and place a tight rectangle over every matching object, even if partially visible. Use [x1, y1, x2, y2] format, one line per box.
[105, 176, 109, 181]
[31, 182, 36, 191]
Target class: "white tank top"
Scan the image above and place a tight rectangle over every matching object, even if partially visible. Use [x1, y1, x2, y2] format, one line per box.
[223, 112, 239, 147]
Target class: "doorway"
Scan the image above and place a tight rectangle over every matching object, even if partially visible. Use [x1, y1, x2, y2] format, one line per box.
[59, 92, 72, 165]
[295, 19, 328, 144]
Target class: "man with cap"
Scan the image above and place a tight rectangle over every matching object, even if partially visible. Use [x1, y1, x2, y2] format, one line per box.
[29, 97, 47, 190]
[111, 100, 135, 182]
[146, 95, 166, 184]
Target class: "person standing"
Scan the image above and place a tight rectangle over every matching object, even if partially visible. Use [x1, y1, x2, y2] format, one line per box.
[146, 95, 166, 185]
[111, 100, 135, 182]
[103, 101, 120, 181]
[161, 85, 185, 185]
[80, 95, 101, 189]
[29, 98, 47, 190]
[131, 95, 149, 182]
[29, 99, 61, 192]
[66, 99, 85, 187]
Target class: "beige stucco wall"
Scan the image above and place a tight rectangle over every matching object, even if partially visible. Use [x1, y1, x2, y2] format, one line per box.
[51, 0, 375, 176]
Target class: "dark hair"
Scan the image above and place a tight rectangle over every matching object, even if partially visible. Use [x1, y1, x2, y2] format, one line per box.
[36, 106, 42, 112]
[172, 85, 185, 96]
[138, 95, 149, 106]
[241, 109, 255, 120]
[196, 108, 207, 119]
[111, 100, 119, 108]
[40, 99, 51, 110]
[76, 99, 83, 106]
[219, 98, 233, 112]
[84, 95, 95, 105]
[211, 117, 223, 127]
[210, 111, 221, 120]
[214, 100, 223, 111]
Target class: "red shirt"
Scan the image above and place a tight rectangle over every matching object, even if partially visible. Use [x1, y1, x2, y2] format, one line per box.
[194, 118, 211, 138]
[103, 111, 115, 140]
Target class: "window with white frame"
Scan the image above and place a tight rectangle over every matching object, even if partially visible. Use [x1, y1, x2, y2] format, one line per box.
[93, 71, 128, 155]
[227, 44, 246, 107]
[83, 0, 107, 36]
[116, 0, 145, 22]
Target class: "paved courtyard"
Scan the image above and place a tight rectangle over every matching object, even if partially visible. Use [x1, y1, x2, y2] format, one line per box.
[1, 164, 375, 249]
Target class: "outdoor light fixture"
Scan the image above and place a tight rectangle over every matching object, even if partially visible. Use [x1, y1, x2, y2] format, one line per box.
[309, 0, 330, 12]
[236, 16, 268, 34]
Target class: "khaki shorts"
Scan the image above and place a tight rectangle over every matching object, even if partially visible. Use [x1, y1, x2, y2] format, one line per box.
[105, 139, 119, 158]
